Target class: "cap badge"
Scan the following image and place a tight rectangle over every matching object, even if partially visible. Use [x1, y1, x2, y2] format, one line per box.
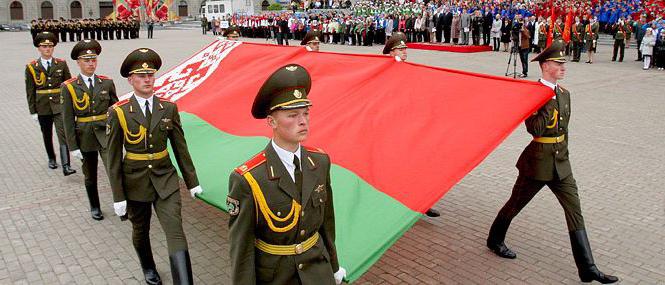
[314, 36, 319, 41]
[400, 40, 405, 45]
[142, 62, 149, 69]
[86, 50, 92, 54]
[286, 66, 298, 72]
[293, 90, 302, 99]
[84, 39, 91, 43]
[139, 48, 149, 53]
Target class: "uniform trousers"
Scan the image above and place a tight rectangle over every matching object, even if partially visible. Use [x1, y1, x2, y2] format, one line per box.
[38, 114, 66, 159]
[81, 149, 107, 188]
[128, 191, 188, 255]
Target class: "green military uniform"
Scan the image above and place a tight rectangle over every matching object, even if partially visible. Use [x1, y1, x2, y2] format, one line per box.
[228, 64, 341, 285]
[612, 22, 628, 61]
[584, 21, 599, 53]
[62, 39, 118, 221]
[487, 41, 618, 284]
[25, 31, 76, 175]
[106, 48, 199, 285]
[571, 22, 584, 62]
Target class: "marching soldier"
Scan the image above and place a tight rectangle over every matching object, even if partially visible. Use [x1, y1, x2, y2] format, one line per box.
[228, 64, 346, 285]
[106, 48, 204, 285]
[62, 39, 118, 221]
[300, 30, 322, 51]
[486, 41, 619, 284]
[224, 26, 240, 41]
[25, 32, 77, 176]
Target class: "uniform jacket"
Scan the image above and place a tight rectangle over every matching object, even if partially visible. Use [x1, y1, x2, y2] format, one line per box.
[516, 85, 572, 181]
[25, 58, 71, 115]
[228, 143, 339, 285]
[62, 74, 118, 152]
[106, 95, 199, 202]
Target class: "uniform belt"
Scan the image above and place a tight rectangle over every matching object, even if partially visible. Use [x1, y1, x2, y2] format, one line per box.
[76, 114, 108, 123]
[36, 88, 61, 95]
[125, 149, 169, 161]
[255, 232, 319, 256]
[533, 134, 565, 144]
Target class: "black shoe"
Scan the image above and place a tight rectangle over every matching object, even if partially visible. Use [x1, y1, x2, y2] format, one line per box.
[570, 230, 619, 284]
[143, 268, 162, 285]
[91, 208, 104, 220]
[48, 158, 58, 169]
[487, 242, 517, 259]
[59, 145, 76, 176]
[611, 59, 616, 61]
[170, 250, 193, 285]
[425, 208, 440, 217]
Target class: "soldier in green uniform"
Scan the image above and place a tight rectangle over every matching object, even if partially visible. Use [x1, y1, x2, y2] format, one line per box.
[115, 20, 122, 40]
[62, 39, 118, 221]
[106, 48, 203, 285]
[584, 16, 599, 64]
[571, 16, 583, 62]
[486, 41, 619, 284]
[25, 32, 77, 176]
[228, 64, 346, 285]
[611, 18, 628, 62]
[301, 30, 322, 51]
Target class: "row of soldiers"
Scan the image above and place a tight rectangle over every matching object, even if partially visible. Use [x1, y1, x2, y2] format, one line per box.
[30, 17, 141, 43]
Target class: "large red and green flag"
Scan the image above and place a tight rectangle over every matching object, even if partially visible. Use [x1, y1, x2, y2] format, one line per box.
[144, 40, 552, 282]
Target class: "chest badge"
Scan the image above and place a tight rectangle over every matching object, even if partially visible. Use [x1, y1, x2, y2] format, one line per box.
[161, 118, 171, 123]
[314, 184, 325, 193]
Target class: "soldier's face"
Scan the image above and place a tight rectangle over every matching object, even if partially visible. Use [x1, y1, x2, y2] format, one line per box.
[38, 45, 54, 58]
[128, 73, 156, 97]
[268, 107, 310, 144]
[542, 61, 566, 80]
[391, 48, 407, 61]
[307, 42, 320, 51]
[77, 58, 97, 76]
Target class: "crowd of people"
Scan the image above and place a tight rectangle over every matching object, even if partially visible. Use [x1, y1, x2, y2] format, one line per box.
[29, 17, 152, 42]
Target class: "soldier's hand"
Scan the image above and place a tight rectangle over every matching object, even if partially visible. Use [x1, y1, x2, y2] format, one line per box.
[189, 185, 203, 199]
[31, 113, 38, 122]
[334, 267, 347, 284]
[70, 149, 83, 160]
[114, 201, 127, 217]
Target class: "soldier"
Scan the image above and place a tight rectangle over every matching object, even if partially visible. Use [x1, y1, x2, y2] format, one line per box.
[30, 20, 38, 41]
[59, 18, 67, 42]
[106, 48, 203, 285]
[115, 20, 123, 40]
[486, 41, 619, 284]
[62, 39, 118, 221]
[68, 20, 76, 42]
[96, 19, 103, 40]
[25, 32, 77, 176]
[300, 30, 322, 51]
[611, 18, 627, 62]
[108, 19, 115, 40]
[123, 20, 130, 40]
[76, 19, 83, 41]
[571, 16, 583, 62]
[228, 64, 346, 285]
[224, 26, 240, 41]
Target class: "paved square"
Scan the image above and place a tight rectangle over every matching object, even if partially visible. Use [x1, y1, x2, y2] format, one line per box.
[1, 28, 663, 284]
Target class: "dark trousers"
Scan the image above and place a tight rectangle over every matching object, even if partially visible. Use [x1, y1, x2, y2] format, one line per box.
[636, 39, 642, 60]
[493, 37, 500, 51]
[483, 29, 490, 45]
[202, 26, 207, 34]
[490, 174, 586, 241]
[60, 32, 67, 42]
[81, 149, 108, 188]
[109, 30, 114, 40]
[116, 30, 122, 39]
[435, 27, 443, 42]
[519, 48, 530, 75]
[128, 192, 188, 255]
[443, 25, 451, 43]
[148, 26, 153, 39]
[38, 114, 66, 159]
[572, 41, 582, 61]
[612, 39, 625, 61]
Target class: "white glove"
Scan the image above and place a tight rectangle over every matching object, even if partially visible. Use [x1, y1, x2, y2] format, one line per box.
[189, 185, 203, 198]
[114, 201, 127, 216]
[70, 149, 83, 160]
[334, 267, 347, 285]
[31, 114, 38, 121]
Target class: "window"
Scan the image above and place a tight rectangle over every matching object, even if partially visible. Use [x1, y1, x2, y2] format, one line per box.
[70, 1, 82, 18]
[219, 4, 225, 13]
[10, 1, 23, 20]
[40, 1, 54, 19]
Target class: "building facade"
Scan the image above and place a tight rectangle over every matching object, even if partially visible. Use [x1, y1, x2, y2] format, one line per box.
[1, 0, 204, 24]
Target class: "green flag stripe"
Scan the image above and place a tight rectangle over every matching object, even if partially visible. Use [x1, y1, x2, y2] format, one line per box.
[176, 112, 420, 282]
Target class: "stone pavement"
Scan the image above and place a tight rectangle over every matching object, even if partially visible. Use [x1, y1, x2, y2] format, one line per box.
[0, 29, 663, 285]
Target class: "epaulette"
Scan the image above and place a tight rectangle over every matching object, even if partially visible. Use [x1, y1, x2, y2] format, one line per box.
[62, 77, 77, 86]
[97, 74, 111, 80]
[29, 60, 37, 65]
[234, 151, 267, 175]
[304, 146, 326, 154]
[111, 98, 130, 109]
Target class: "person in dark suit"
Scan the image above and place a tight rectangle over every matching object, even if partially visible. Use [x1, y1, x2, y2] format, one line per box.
[486, 41, 619, 284]
[435, 9, 445, 42]
[228, 64, 346, 285]
[483, 8, 493, 45]
[106, 48, 204, 285]
[443, 8, 453, 43]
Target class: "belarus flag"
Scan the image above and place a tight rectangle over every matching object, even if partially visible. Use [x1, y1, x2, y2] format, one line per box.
[148, 39, 553, 282]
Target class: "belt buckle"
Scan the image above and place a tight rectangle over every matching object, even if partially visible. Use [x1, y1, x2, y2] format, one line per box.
[294, 243, 304, 254]
[147, 153, 154, 160]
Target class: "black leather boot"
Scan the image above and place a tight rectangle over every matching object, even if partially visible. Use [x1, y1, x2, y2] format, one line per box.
[425, 208, 440, 217]
[59, 145, 76, 176]
[486, 218, 516, 259]
[48, 158, 58, 169]
[85, 184, 103, 220]
[170, 250, 193, 285]
[569, 230, 618, 284]
[135, 242, 162, 285]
